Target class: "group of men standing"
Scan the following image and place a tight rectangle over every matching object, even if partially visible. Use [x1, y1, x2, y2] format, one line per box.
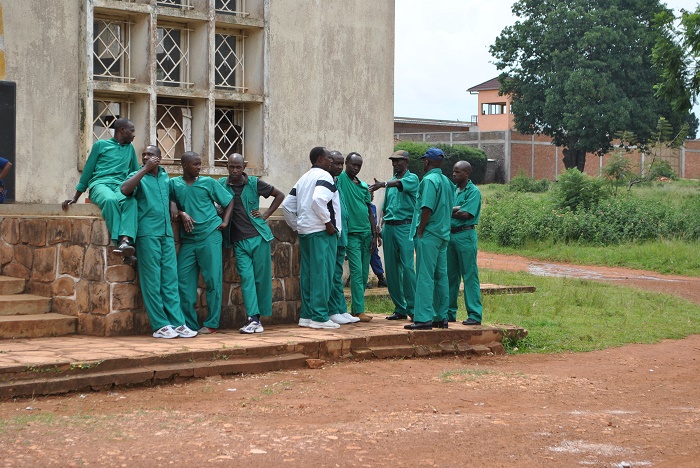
[62, 119, 483, 337]
[283, 146, 483, 331]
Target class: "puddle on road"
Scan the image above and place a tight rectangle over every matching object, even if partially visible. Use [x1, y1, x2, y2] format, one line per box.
[528, 263, 679, 283]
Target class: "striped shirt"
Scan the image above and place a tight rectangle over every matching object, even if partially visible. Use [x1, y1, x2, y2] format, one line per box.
[282, 166, 342, 235]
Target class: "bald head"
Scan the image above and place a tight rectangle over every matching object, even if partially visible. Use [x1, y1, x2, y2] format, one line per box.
[227, 153, 245, 165]
[452, 160, 472, 187]
[181, 151, 200, 165]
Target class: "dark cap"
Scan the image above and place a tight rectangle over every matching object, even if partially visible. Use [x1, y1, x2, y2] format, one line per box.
[389, 150, 410, 160]
[420, 147, 445, 160]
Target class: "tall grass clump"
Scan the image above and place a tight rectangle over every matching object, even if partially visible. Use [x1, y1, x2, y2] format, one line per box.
[480, 169, 700, 247]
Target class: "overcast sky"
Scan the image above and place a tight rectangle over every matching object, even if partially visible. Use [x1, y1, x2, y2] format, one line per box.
[394, 0, 700, 122]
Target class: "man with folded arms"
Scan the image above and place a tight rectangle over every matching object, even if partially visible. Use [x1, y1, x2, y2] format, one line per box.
[448, 160, 483, 326]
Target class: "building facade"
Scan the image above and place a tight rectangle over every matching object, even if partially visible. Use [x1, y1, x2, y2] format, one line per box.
[0, 0, 395, 203]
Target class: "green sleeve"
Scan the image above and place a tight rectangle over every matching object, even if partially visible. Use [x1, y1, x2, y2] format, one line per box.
[459, 189, 481, 216]
[129, 148, 139, 173]
[210, 178, 234, 207]
[400, 172, 419, 196]
[419, 177, 438, 212]
[76, 141, 103, 192]
[125, 170, 140, 197]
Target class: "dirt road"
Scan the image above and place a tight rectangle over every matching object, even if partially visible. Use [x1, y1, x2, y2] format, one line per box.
[2, 254, 699, 467]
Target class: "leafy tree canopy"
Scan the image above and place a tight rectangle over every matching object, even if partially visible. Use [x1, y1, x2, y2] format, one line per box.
[490, 0, 690, 171]
[653, 5, 700, 115]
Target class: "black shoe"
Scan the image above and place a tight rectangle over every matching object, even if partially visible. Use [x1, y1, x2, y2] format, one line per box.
[447, 319, 457, 323]
[365, 282, 373, 289]
[386, 313, 408, 320]
[462, 318, 481, 326]
[404, 321, 433, 330]
[377, 277, 387, 288]
[123, 255, 137, 267]
[432, 319, 449, 329]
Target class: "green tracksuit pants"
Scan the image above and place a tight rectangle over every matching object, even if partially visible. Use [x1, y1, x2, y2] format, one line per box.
[328, 244, 348, 316]
[413, 232, 449, 323]
[136, 235, 186, 331]
[234, 235, 272, 318]
[346, 231, 371, 313]
[177, 230, 223, 330]
[299, 231, 337, 323]
[447, 229, 483, 322]
[89, 182, 138, 243]
[382, 223, 415, 317]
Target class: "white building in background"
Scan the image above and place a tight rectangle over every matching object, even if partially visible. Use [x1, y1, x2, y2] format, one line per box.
[0, 0, 395, 203]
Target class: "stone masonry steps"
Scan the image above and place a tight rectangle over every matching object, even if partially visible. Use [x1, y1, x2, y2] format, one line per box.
[0, 275, 76, 339]
[0, 294, 52, 316]
[0, 314, 77, 339]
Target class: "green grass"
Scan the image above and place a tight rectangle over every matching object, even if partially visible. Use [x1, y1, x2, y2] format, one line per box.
[365, 269, 700, 354]
[480, 238, 700, 276]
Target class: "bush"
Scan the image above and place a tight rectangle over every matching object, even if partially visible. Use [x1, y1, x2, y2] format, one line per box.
[508, 171, 551, 193]
[550, 169, 608, 211]
[393, 142, 488, 184]
[648, 160, 677, 180]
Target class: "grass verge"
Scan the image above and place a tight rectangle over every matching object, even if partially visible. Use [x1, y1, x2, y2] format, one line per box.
[479, 239, 700, 277]
[365, 269, 700, 354]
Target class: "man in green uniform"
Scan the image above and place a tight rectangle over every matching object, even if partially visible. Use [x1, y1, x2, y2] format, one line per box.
[219, 153, 284, 334]
[120, 146, 198, 339]
[328, 150, 360, 325]
[170, 151, 234, 334]
[62, 118, 140, 263]
[448, 161, 483, 326]
[336, 152, 377, 322]
[369, 150, 419, 320]
[405, 147, 455, 331]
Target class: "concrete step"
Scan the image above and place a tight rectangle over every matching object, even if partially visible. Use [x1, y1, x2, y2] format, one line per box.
[0, 313, 76, 339]
[0, 276, 25, 295]
[0, 294, 51, 316]
[0, 353, 309, 398]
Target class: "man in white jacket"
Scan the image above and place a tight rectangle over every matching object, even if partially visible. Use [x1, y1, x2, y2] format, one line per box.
[282, 147, 342, 329]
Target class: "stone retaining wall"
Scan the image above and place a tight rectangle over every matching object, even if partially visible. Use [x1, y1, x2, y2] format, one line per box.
[0, 213, 300, 336]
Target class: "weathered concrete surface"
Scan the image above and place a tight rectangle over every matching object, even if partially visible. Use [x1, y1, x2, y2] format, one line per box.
[0, 316, 527, 398]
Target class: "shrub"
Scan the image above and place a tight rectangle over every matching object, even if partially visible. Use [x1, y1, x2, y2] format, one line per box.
[550, 169, 608, 211]
[648, 160, 677, 180]
[393, 142, 488, 184]
[508, 171, 551, 193]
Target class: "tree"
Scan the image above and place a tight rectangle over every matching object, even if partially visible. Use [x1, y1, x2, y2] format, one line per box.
[490, 0, 688, 172]
[653, 5, 700, 115]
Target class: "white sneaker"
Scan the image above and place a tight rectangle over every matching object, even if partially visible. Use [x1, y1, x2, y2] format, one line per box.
[174, 324, 198, 338]
[309, 319, 341, 329]
[341, 313, 361, 323]
[240, 320, 264, 334]
[329, 313, 351, 324]
[153, 325, 178, 339]
[298, 318, 312, 327]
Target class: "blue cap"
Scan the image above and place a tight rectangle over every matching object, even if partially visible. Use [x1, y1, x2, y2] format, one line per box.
[421, 147, 445, 160]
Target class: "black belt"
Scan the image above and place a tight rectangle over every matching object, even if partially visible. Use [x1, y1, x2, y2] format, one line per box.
[385, 219, 412, 226]
[451, 225, 475, 233]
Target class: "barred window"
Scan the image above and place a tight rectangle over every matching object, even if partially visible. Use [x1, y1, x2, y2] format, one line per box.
[93, 99, 130, 143]
[93, 18, 132, 82]
[156, 26, 191, 87]
[157, 99, 193, 161]
[214, 106, 244, 162]
[157, 0, 193, 10]
[215, 0, 247, 16]
[215, 32, 245, 90]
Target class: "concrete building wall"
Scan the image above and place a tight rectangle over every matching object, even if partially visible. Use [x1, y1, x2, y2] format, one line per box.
[0, 0, 83, 203]
[0, 0, 395, 204]
[265, 1, 395, 193]
[476, 89, 513, 132]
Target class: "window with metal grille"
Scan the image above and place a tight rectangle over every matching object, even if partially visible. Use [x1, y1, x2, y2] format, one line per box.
[214, 32, 245, 90]
[93, 99, 131, 143]
[214, 107, 244, 162]
[215, 0, 247, 16]
[156, 99, 193, 162]
[156, 26, 191, 87]
[93, 19, 132, 82]
[157, 0, 193, 10]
